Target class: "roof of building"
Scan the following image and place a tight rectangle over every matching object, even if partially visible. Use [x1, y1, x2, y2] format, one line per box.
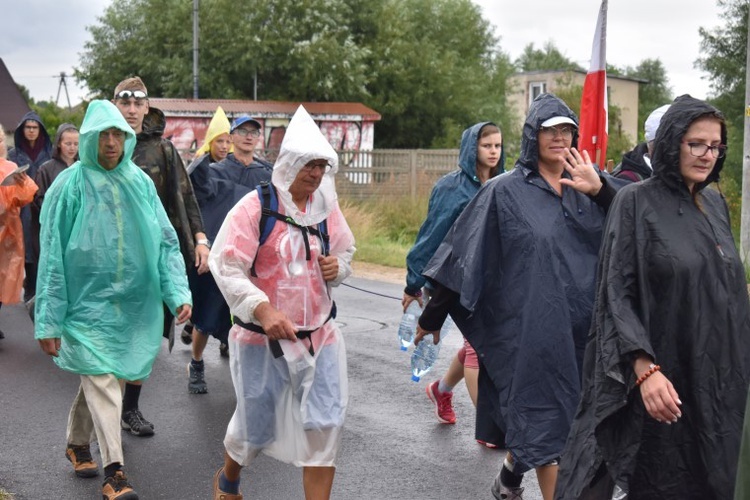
[0, 58, 32, 131]
[513, 69, 648, 84]
[148, 98, 381, 121]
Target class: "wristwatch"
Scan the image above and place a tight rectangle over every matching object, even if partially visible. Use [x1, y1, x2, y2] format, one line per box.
[196, 238, 211, 249]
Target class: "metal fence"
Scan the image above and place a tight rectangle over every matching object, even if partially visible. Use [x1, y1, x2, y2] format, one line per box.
[260, 149, 460, 200]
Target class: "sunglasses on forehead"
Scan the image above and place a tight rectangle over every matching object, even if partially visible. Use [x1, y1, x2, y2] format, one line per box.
[115, 90, 147, 99]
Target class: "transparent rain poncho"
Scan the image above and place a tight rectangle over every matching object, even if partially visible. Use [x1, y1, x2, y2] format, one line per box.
[210, 106, 355, 467]
[34, 100, 191, 381]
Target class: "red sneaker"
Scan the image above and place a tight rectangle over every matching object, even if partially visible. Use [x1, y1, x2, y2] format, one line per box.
[426, 380, 456, 424]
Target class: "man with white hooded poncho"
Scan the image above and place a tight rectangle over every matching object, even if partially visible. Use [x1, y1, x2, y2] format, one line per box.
[210, 106, 355, 500]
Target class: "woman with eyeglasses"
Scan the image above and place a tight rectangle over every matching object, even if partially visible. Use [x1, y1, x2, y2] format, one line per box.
[414, 93, 621, 500]
[555, 95, 750, 499]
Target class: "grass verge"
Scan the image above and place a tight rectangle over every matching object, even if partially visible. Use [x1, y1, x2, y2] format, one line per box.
[340, 193, 429, 269]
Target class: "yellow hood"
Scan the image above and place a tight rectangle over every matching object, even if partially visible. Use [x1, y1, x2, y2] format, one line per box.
[195, 106, 232, 157]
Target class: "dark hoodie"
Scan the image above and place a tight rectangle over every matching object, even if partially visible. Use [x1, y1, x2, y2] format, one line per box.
[30, 123, 79, 264]
[404, 121, 505, 295]
[419, 94, 619, 471]
[132, 106, 204, 266]
[555, 95, 750, 498]
[8, 111, 53, 264]
[612, 141, 652, 182]
[8, 111, 53, 178]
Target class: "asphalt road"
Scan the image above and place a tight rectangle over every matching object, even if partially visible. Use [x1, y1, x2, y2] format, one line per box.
[0, 276, 542, 500]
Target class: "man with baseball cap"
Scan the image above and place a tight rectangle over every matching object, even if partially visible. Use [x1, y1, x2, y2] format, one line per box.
[612, 104, 671, 182]
[210, 114, 272, 189]
[112, 76, 208, 438]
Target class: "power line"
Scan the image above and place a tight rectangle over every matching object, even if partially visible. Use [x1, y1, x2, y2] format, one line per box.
[55, 71, 72, 110]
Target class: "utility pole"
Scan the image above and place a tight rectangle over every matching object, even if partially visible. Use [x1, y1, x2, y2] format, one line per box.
[193, 0, 199, 99]
[55, 72, 72, 110]
[741, 8, 750, 262]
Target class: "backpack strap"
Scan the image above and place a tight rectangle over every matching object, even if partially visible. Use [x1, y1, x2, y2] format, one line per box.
[250, 182, 330, 276]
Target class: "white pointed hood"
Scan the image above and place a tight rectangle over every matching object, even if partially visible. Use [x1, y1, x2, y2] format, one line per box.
[272, 105, 339, 226]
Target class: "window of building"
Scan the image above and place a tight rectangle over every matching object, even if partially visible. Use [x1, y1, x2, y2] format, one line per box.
[529, 81, 547, 106]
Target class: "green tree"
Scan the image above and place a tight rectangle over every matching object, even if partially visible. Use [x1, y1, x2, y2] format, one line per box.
[31, 101, 87, 139]
[696, 0, 748, 189]
[515, 42, 584, 72]
[696, 0, 749, 241]
[76, 0, 514, 149]
[358, 0, 515, 147]
[76, 0, 370, 101]
[622, 59, 673, 138]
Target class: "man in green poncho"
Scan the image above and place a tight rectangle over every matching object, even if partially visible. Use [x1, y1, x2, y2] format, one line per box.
[35, 100, 192, 500]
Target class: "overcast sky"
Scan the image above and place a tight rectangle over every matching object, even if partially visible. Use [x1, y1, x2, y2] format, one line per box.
[2, 0, 725, 108]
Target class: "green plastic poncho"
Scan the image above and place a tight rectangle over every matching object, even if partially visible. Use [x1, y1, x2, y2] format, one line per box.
[34, 100, 192, 381]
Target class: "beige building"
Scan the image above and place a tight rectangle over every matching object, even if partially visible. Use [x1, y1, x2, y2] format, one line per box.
[509, 70, 644, 147]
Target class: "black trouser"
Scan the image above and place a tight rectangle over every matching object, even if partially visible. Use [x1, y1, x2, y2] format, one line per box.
[24, 262, 37, 302]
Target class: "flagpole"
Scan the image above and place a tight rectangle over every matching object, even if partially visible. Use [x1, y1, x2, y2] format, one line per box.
[741, 9, 750, 263]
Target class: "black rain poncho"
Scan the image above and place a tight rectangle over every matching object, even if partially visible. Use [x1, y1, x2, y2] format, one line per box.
[555, 95, 750, 499]
[423, 93, 618, 471]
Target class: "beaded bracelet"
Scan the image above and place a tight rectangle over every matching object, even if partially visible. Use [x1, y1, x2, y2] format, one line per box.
[636, 363, 661, 386]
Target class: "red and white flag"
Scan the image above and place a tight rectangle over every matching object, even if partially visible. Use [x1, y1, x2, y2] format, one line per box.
[578, 0, 608, 167]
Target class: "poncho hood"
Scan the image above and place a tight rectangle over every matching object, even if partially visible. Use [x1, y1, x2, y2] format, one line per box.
[196, 106, 232, 157]
[51, 123, 79, 161]
[139, 106, 167, 140]
[271, 105, 338, 226]
[457, 121, 505, 181]
[79, 100, 136, 171]
[651, 94, 726, 192]
[517, 93, 579, 173]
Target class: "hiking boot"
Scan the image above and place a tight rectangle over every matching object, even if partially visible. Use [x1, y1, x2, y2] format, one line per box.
[213, 467, 243, 500]
[491, 470, 524, 500]
[121, 409, 155, 437]
[180, 323, 193, 345]
[102, 470, 139, 500]
[425, 380, 456, 424]
[65, 444, 99, 478]
[219, 342, 230, 358]
[188, 361, 208, 394]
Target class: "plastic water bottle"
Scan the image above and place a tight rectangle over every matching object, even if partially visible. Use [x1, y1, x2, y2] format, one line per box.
[410, 316, 453, 381]
[397, 301, 422, 351]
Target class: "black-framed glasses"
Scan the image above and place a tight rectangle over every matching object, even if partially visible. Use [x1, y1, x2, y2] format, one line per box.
[302, 162, 332, 173]
[682, 142, 727, 159]
[540, 125, 574, 139]
[234, 128, 260, 138]
[115, 90, 148, 99]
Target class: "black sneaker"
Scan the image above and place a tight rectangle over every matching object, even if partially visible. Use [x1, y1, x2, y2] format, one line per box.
[219, 342, 230, 358]
[121, 409, 154, 437]
[25, 295, 35, 322]
[102, 470, 139, 499]
[187, 361, 208, 394]
[0, 329, 4, 339]
[180, 323, 193, 345]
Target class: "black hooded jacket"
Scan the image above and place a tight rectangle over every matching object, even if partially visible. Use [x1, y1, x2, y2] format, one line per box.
[419, 93, 620, 470]
[132, 107, 204, 266]
[612, 141, 652, 182]
[555, 95, 750, 499]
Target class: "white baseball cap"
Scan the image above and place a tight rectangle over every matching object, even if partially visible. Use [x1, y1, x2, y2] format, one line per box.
[541, 116, 577, 128]
[644, 105, 670, 142]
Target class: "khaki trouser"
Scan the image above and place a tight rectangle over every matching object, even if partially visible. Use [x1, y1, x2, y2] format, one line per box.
[66, 374, 124, 467]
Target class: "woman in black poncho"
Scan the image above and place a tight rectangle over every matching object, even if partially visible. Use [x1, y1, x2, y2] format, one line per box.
[555, 95, 750, 499]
